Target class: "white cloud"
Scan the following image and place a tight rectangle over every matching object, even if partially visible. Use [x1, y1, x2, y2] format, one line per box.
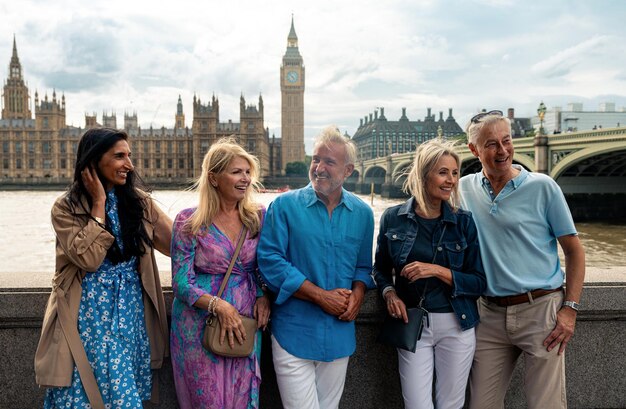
[2, 0, 626, 153]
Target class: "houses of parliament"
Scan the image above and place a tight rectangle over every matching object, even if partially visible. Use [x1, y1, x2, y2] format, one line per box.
[0, 19, 306, 184]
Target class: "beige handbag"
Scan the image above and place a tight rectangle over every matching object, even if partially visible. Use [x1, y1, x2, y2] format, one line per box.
[202, 227, 257, 357]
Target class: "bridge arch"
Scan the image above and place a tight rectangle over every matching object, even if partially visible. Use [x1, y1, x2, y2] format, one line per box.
[363, 165, 386, 185]
[551, 144, 626, 194]
[551, 142, 626, 179]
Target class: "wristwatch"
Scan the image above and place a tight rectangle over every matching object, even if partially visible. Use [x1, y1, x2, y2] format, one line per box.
[562, 300, 580, 311]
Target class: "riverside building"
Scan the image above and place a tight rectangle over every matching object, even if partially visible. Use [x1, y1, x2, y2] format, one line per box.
[351, 107, 464, 161]
[1, 19, 307, 184]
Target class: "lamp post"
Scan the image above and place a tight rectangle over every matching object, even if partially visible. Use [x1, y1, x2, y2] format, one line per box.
[537, 101, 547, 135]
[534, 101, 549, 174]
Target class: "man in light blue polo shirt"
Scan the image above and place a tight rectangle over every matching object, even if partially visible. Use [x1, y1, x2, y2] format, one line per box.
[257, 126, 374, 409]
[459, 111, 585, 409]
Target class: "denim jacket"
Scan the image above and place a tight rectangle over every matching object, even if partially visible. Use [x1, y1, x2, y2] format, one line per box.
[372, 198, 486, 330]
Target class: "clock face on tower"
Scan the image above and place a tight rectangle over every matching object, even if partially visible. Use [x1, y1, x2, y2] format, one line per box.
[286, 70, 299, 83]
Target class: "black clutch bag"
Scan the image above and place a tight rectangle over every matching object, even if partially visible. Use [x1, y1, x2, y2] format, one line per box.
[376, 306, 429, 353]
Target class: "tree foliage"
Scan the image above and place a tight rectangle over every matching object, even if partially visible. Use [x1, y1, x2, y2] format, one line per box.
[285, 161, 308, 176]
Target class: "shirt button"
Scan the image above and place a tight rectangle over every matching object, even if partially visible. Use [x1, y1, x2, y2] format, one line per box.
[392, 234, 397, 239]
[456, 244, 461, 250]
[461, 314, 467, 320]
[437, 246, 442, 251]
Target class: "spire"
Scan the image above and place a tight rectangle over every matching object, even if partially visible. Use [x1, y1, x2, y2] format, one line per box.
[177, 94, 183, 115]
[9, 34, 23, 80]
[287, 15, 298, 48]
[12, 35, 18, 60]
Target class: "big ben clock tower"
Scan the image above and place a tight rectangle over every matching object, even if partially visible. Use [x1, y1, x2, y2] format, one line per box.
[280, 16, 305, 174]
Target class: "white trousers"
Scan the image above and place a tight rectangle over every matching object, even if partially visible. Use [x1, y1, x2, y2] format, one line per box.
[398, 312, 476, 409]
[271, 335, 349, 409]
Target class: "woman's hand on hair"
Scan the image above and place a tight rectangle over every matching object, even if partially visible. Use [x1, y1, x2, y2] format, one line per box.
[214, 299, 246, 348]
[254, 294, 271, 330]
[81, 166, 106, 205]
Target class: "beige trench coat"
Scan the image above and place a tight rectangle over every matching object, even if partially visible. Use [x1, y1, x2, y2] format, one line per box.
[34, 191, 172, 408]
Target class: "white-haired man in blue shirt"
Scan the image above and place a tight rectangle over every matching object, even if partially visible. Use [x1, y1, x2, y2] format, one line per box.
[258, 125, 374, 409]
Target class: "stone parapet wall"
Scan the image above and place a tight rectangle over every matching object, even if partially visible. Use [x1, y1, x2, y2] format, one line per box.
[0, 284, 624, 409]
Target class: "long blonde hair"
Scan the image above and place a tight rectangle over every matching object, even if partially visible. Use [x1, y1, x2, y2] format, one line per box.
[187, 137, 262, 236]
[402, 138, 461, 217]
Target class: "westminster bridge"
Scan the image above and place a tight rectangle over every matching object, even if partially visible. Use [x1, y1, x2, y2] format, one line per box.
[351, 127, 626, 220]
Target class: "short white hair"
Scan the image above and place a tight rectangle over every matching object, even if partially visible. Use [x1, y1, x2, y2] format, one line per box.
[313, 125, 357, 165]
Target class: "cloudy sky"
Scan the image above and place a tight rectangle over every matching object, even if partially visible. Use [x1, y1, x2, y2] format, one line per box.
[2, 0, 626, 153]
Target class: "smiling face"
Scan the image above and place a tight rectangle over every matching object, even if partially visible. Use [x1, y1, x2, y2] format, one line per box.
[309, 141, 354, 203]
[469, 120, 515, 180]
[97, 139, 134, 191]
[425, 154, 459, 207]
[211, 156, 251, 204]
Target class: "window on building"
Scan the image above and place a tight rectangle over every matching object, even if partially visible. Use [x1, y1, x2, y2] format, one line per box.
[16, 159, 22, 169]
[43, 117, 49, 128]
[167, 141, 173, 153]
[143, 159, 149, 169]
[179, 159, 184, 169]
[2, 141, 8, 153]
[144, 141, 149, 153]
[72, 142, 78, 153]
[156, 159, 161, 169]
[155, 141, 161, 153]
[167, 159, 173, 169]
[29, 159, 35, 169]
[178, 142, 184, 153]
[42, 141, 52, 154]
[15, 142, 22, 153]
[3, 159, 8, 169]
[28, 142, 35, 154]
[201, 141, 209, 154]
[43, 159, 53, 169]
[61, 159, 67, 169]
[60, 141, 66, 154]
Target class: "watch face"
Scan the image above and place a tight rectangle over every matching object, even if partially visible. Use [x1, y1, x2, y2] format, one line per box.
[287, 70, 299, 83]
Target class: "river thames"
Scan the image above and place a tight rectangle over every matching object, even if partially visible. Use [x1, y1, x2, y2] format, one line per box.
[1, 189, 624, 287]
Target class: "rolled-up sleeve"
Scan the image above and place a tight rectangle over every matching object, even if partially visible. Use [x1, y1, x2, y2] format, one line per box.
[170, 211, 206, 307]
[354, 207, 375, 288]
[257, 200, 307, 305]
[52, 199, 114, 273]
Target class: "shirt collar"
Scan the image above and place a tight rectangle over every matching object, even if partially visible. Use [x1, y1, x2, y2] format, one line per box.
[397, 196, 457, 224]
[303, 183, 353, 211]
[480, 164, 528, 190]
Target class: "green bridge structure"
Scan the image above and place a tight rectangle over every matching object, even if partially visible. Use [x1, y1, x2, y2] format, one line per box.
[351, 127, 626, 220]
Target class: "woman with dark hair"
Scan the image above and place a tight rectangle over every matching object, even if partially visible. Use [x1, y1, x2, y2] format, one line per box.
[34, 128, 172, 409]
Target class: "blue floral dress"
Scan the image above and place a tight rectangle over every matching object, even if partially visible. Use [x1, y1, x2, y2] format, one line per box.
[44, 190, 152, 409]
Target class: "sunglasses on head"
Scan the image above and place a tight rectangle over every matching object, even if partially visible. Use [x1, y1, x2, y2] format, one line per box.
[470, 110, 503, 123]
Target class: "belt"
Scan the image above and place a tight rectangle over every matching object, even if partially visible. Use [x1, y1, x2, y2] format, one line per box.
[485, 287, 563, 307]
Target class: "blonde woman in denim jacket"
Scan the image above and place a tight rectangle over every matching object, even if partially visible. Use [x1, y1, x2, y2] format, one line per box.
[373, 139, 486, 409]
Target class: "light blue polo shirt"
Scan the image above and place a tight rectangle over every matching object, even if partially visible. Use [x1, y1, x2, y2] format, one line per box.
[257, 184, 374, 361]
[459, 166, 577, 297]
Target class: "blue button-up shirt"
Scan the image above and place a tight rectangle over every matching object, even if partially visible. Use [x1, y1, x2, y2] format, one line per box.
[257, 184, 374, 361]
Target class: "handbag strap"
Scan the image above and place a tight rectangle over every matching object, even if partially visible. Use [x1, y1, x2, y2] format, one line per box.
[417, 223, 447, 307]
[215, 226, 248, 299]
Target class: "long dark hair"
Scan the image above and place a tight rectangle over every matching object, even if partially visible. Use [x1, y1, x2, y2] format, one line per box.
[68, 127, 153, 264]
